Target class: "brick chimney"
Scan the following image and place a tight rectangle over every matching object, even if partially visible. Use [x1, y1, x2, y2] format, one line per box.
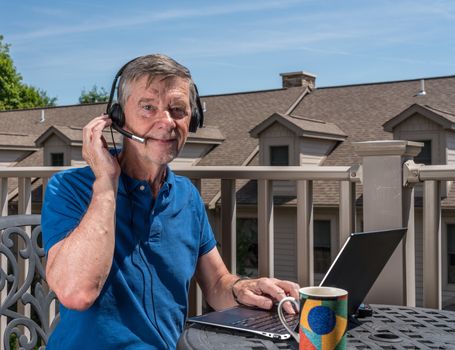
[280, 71, 316, 89]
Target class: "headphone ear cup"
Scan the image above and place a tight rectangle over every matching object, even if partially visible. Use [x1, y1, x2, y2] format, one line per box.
[189, 92, 204, 133]
[189, 107, 199, 133]
[109, 103, 125, 128]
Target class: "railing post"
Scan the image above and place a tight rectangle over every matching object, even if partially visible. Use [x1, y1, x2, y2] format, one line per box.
[257, 179, 274, 277]
[353, 140, 422, 306]
[297, 180, 313, 287]
[423, 180, 442, 309]
[220, 179, 236, 274]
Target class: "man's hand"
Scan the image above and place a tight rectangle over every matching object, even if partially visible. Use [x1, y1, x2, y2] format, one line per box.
[82, 115, 120, 184]
[232, 277, 300, 314]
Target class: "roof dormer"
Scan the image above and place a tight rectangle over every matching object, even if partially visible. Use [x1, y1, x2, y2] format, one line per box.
[383, 104, 455, 166]
[250, 112, 346, 167]
[383, 103, 455, 197]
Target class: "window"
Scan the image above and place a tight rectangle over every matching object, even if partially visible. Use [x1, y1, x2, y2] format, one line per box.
[414, 140, 432, 165]
[448, 224, 455, 284]
[270, 146, 289, 166]
[314, 220, 331, 274]
[51, 153, 64, 166]
[236, 218, 258, 277]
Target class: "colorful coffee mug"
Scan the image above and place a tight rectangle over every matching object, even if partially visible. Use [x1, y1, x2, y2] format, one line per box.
[278, 286, 348, 350]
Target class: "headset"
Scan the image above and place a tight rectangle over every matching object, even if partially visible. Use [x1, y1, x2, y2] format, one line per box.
[106, 57, 204, 143]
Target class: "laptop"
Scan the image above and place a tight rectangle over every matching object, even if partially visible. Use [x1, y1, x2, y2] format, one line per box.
[188, 227, 407, 340]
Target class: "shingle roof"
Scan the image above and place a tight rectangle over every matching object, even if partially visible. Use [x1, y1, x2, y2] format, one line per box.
[184, 125, 225, 144]
[0, 132, 38, 148]
[0, 103, 106, 138]
[34, 125, 123, 146]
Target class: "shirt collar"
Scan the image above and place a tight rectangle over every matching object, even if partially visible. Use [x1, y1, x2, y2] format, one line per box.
[109, 149, 175, 195]
[118, 166, 174, 195]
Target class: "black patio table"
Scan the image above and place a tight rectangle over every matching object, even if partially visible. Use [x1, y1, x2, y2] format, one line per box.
[177, 304, 455, 349]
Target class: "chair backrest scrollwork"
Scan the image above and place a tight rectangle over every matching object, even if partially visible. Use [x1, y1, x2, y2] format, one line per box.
[0, 215, 59, 350]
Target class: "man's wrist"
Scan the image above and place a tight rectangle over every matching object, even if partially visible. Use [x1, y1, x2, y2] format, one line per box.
[231, 277, 250, 304]
[93, 177, 118, 195]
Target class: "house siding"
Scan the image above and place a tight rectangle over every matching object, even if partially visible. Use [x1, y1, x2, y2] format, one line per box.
[274, 207, 298, 282]
[299, 138, 334, 166]
[445, 132, 455, 165]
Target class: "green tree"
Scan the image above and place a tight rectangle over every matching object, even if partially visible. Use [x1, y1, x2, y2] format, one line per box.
[79, 85, 109, 104]
[0, 35, 57, 110]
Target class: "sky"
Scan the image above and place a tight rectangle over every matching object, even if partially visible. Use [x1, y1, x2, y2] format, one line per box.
[1, 0, 455, 106]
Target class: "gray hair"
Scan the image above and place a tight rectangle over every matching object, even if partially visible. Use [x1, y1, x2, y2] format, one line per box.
[118, 54, 196, 111]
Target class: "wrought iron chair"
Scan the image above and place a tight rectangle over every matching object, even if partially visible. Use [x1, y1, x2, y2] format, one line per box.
[0, 215, 59, 350]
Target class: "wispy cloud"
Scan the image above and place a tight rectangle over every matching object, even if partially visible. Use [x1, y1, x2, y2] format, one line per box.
[9, 0, 306, 41]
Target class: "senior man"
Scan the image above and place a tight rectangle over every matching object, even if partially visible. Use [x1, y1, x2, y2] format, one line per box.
[42, 54, 299, 349]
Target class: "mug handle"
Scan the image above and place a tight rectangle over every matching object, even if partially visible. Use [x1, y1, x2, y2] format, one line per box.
[277, 297, 299, 343]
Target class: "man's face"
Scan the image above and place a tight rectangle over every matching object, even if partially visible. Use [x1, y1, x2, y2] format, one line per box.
[123, 75, 191, 165]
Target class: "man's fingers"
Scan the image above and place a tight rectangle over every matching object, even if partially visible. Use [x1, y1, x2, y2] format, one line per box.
[91, 121, 109, 145]
[256, 278, 289, 301]
[239, 289, 274, 310]
[276, 280, 300, 300]
[232, 277, 300, 315]
[83, 115, 109, 145]
[281, 298, 297, 314]
[81, 115, 120, 180]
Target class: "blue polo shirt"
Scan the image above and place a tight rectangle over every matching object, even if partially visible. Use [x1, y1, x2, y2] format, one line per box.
[42, 166, 217, 349]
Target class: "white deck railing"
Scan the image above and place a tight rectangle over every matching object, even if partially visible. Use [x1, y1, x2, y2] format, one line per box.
[0, 164, 360, 316]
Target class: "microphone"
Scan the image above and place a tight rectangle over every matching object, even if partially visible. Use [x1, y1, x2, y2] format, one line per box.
[111, 123, 145, 144]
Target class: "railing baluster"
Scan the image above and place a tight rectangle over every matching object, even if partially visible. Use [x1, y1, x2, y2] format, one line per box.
[42, 177, 49, 198]
[18, 177, 32, 340]
[0, 177, 6, 350]
[220, 179, 236, 274]
[423, 180, 442, 309]
[0, 178, 7, 217]
[297, 180, 313, 287]
[18, 177, 32, 215]
[188, 280, 203, 317]
[403, 184, 416, 307]
[339, 181, 355, 249]
[188, 178, 203, 316]
[257, 179, 274, 278]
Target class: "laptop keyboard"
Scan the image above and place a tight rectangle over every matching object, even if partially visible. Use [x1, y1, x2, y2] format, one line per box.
[230, 312, 299, 333]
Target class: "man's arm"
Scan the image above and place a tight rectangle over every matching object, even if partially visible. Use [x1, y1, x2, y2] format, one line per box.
[195, 247, 300, 313]
[45, 115, 120, 311]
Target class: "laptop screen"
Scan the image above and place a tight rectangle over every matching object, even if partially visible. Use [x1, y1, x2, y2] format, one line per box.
[320, 228, 406, 316]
